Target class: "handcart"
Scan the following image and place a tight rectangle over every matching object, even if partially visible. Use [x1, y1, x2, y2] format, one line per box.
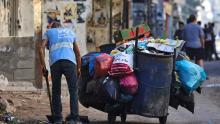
[79, 28, 175, 124]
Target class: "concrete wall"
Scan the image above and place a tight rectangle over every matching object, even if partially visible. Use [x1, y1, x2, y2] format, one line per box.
[0, 0, 40, 90]
[0, 0, 34, 37]
[0, 37, 36, 87]
[17, 0, 34, 36]
[0, 0, 93, 89]
[0, 0, 10, 36]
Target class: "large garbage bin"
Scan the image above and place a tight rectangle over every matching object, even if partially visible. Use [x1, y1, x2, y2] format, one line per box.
[132, 51, 173, 117]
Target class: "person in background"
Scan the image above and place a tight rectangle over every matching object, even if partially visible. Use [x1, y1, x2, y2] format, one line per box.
[204, 24, 213, 61]
[174, 21, 184, 40]
[38, 22, 81, 124]
[209, 23, 220, 60]
[182, 15, 205, 68]
[186, 18, 190, 24]
[197, 21, 201, 26]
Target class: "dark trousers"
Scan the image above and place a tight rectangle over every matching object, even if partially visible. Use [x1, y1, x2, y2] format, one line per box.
[50, 60, 78, 120]
[186, 47, 204, 61]
[205, 41, 213, 60]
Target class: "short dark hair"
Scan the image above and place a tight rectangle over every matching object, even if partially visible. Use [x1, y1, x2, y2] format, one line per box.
[188, 15, 196, 23]
[179, 21, 184, 25]
[51, 21, 61, 28]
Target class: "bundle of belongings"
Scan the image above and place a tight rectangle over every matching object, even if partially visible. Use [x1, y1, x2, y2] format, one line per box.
[79, 23, 207, 114]
[79, 51, 138, 109]
[169, 51, 206, 113]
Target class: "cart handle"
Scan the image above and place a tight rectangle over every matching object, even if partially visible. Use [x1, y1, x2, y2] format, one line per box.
[134, 27, 139, 69]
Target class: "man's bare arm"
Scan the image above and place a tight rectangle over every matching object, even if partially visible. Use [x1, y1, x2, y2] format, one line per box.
[73, 42, 81, 76]
[200, 36, 205, 48]
[38, 39, 48, 70]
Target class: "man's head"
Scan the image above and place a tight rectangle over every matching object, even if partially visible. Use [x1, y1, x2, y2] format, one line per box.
[188, 15, 196, 23]
[211, 22, 215, 28]
[51, 22, 61, 28]
[197, 21, 201, 26]
[179, 21, 184, 29]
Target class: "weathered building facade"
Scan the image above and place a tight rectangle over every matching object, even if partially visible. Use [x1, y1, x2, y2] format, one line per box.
[0, 0, 172, 89]
[0, 0, 92, 89]
[0, 0, 37, 89]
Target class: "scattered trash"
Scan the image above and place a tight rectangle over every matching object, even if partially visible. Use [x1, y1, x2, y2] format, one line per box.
[175, 60, 206, 93]
[0, 112, 18, 124]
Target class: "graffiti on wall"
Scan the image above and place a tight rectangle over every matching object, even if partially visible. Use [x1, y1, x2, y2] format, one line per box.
[43, 1, 79, 32]
[93, 0, 108, 27]
[75, 0, 92, 24]
[44, 2, 79, 25]
[63, 3, 77, 23]
[112, 0, 122, 30]
[77, 3, 86, 23]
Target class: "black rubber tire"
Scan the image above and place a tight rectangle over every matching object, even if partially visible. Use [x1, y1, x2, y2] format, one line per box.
[108, 113, 116, 124]
[120, 114, 127, 123]
[159, 116, 167, 124]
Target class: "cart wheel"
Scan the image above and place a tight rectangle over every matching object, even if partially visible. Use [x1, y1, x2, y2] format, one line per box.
[108, 113, 116, 124]
[120, 114, 127, 123]
[159, 116, 167, 124]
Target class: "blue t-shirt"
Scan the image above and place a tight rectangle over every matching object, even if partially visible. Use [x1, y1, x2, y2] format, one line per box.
[182, 23, 204, 48]
[43, 28, 76, 66]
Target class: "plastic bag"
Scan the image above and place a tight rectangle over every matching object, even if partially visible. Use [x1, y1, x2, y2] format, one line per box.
[112, 52, 133, 69]
[109, 52, 133, 77]
[94, 54, 113, 78]
[96, 76, 120, 102]
[120, 73, 138, 95]
[88, 53, 102, 76]
[176, 60, 206, 93]
[109, 63, 133, 77]
[82, 52, 100, 66]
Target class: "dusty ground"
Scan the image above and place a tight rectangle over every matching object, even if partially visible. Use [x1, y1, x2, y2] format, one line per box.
[0, 61, 220, 124]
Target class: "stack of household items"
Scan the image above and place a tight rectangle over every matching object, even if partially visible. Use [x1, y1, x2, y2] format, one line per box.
[79, 24, 207, 114]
